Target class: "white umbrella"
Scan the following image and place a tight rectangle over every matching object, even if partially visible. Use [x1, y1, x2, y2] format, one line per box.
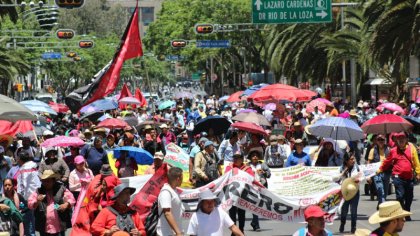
[0, 95, 37, 122]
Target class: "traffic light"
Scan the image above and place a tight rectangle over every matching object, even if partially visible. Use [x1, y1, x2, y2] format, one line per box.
[56, 30, 75, 39]
[79, 40, 94, 48]
[171, 40, 187, 48]
[55, 0, 85, 9]
[195, 24, 214, 34]
[66, 52, 77, 58]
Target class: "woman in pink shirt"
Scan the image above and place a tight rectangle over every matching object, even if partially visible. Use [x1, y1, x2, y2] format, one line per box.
[28, 170, 75, 236]
[69, 155, 94, 201]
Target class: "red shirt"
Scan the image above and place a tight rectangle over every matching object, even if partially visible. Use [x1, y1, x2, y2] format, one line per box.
[380, 144, 415, 180]
[91, 205, 146, 236]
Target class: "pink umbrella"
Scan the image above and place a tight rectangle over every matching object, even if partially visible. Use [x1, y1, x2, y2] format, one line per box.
[226, 91, 244, 103]
[96, 118, 129, 129]
[41, 136, 85, 148]
[306, 98, 332, 113]
[119, 97, 141, 105]
[231, 122, 268, 136]
[377, 103, 404, 114]
[263, 103, 276, 110]
[49, 102, 69, 113]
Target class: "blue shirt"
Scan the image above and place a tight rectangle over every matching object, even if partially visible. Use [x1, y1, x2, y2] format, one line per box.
[190, 145, 201, 158]
[218, 139, 240, 162]
[285, 151, 311, 167]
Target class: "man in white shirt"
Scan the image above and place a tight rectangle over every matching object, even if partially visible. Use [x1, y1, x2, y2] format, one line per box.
[187, 189, 244, 236]
[157, 167, 184, 236]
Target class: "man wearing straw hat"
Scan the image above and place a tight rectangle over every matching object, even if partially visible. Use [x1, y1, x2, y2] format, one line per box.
[186, 189, 244, 236]
[368, 201, 412, 236]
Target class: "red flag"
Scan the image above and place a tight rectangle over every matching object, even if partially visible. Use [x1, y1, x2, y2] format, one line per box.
[118, 83, 134, 109]
[130, 163, 168, 223]
[0, 120, 33, 136]
[135, 88, 147, 107]
[65, 1, 143, 113]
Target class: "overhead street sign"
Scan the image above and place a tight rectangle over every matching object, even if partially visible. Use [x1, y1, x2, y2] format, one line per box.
[252, 0, 332, 24]
[41, 52, 62, 59]
[196, 40, 231, 48]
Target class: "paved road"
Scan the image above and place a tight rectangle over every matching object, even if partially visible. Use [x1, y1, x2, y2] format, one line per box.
[236, 184, 420, 236]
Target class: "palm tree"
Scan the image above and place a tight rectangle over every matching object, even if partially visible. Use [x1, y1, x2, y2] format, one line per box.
[0, 0, 19, 26]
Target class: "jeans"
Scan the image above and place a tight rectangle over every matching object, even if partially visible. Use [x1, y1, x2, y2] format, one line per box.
[229, 206, 245, 232]
[392, 176, 414, 212]
[23, 210, 35, 236]
[340, 191, 360, 229]
[373, 172, 391, 204]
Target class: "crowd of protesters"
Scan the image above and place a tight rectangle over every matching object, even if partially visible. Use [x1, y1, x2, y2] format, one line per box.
[0, 89, 419, 236]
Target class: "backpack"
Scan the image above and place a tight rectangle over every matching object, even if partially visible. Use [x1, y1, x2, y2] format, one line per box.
[144, 189, 170, 236]
[202, 152, 219, 181]
[107, 206, 136, 233]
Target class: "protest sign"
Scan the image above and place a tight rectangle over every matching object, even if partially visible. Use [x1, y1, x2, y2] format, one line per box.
[164, 143, 189, 171]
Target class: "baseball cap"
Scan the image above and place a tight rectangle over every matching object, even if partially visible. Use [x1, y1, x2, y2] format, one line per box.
[204, 140, 214, 148]
[199, 137, 208, 144]
[304, 205, 327, 221]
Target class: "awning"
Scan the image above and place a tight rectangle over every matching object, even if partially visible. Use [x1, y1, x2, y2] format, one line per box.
[364, 78, 391, 86]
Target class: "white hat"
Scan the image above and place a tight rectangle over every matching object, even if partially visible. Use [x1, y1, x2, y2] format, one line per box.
[341, 178, 359, 201]
[43, 130, 54, 136]
[154, 151, 164, 160]
[159, 124, 168, 129]
[368, 201, 412, 224]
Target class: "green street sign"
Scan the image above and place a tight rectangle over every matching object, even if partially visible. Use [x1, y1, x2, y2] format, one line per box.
[252, 0, 332, 24]
[192, 73, 201, 81]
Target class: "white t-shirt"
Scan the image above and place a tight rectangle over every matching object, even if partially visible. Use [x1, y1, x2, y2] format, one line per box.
[187, 207, 234, 236]
[157, 184, 183, 236]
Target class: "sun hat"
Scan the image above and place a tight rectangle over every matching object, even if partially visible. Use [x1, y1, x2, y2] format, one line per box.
[304, 125, 312, 135]
[341, 178, 359, 201]
[199, 137, 209, 144]
[43, 130, 54, 136]
[40, 170, 60, 180]
[295, 139, 303, 144]
[352, 229, 371, 236]
[83, 129, 92, 134]
[0, 135, 13, 147]
[349, 109, 358, 117]
[269, 135, 278, 145]
[293, 121, 301, 126]
[159, 124, 168, 129]
[74, 155, 85, 165]
[94, 128, 107, 133]
[100, 164, 113, 176]
[304, 205, 327, 221]
[144, 124, 153, 130]
[111, 183, 136, 200]
[368, 201, 412, 224]
[197, 189, 220, 210]
[204, 140, 214, 148]
[154, 151, 164, 160]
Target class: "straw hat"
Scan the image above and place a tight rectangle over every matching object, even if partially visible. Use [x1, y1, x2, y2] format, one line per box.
[40, 170, 60, 180]
[111, 183, 136, 200]
[0, 135, 13, 147]
[349, 109, 358, 117]
[368, 201, 412, 224]
[341, 178, 359, 201]
[304, 125, 312, 135]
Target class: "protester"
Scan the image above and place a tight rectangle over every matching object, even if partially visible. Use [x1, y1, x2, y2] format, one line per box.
[0, 146, 12, 184]
[247, 150, 270, 231]
[80, 138, 109, 175]
[264, 135, 286, 168]
[189, 137, 207, 184]
[28, 170, 75, 236]
[377, 132, 420, 220]
[115, 150, 137, 178]
[145, 151, 165, 175]
[68, 156, 94, 204]
[285, 139, 312, 167]
[103, 134, 118, 152]
[143, 129, 165, 156]
[339, 151, 362, 234]
[292, 205, 333, 236]
[194, 141, 221, 187]
[159, 124, 176, 146]
[157, 167, 184, 236]
[38, 148, 70, 184]
[63, 146, 80, 172]
[315, 139, 343, 167]
[2, 178, 24, 236]
[225, 152, 254, 233]
[218, 131, 241, 168]
[91, 183, 146, 236]
[186, 189, 244, 236]
[368, 201, 412, 236]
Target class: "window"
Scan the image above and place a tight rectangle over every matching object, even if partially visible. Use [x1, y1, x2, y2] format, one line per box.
[141, 7, 154, 26]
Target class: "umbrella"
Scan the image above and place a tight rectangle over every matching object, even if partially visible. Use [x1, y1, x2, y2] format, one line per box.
[80, 111, 105, 122]
[32, 125, 49, 136]
[236, 109, 257, 114]
[97, 118, 129, 129]
[306, 98, 332, 113]
[231, 122, 268, 136]
[218, 95, 230, 102]
[242, 83, 269, 96]
[361, 114, 412, 134]
[123, 116, 138, 127]
[308, 117, 364, 141]
[377, 103, 405, 114]
[80, 98, 118, 113]
[158, 100, 176, 110]
[119, 97, 141, 105]
[41, 136, 85, 148]
[226, 91, 244, 103]
[98, 113, 113, 122]
[263, 103, 276, 111]
[21, 103, 58, 115]
[113, 146, 153, 165]
[248, 84, 317, 103]
[49, 102, 69, 113]
[174, 91, 194, 99]
[0, 120, 33, 136]
[193, 115, 231, 135]
[0, 94, 37, 122]
[232, 112, 271, 126]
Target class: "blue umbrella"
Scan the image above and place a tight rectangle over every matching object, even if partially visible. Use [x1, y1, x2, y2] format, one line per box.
[113, 146, 153, 165]
[21, 103, 58, 115]
[242, 83, 269, 96]
[80, 98, 118, 113]
[308, 117, 364, 141]
[158, 100, 176, 110]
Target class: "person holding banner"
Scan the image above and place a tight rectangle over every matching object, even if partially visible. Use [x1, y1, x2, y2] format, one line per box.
[225, 152, 254, 234]
[292, 205, 333, 236]
[187, 189, 244, 236]
[285, 139, 312, 167]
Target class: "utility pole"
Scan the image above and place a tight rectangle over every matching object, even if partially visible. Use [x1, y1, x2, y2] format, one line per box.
[210, 57, 214, 95]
